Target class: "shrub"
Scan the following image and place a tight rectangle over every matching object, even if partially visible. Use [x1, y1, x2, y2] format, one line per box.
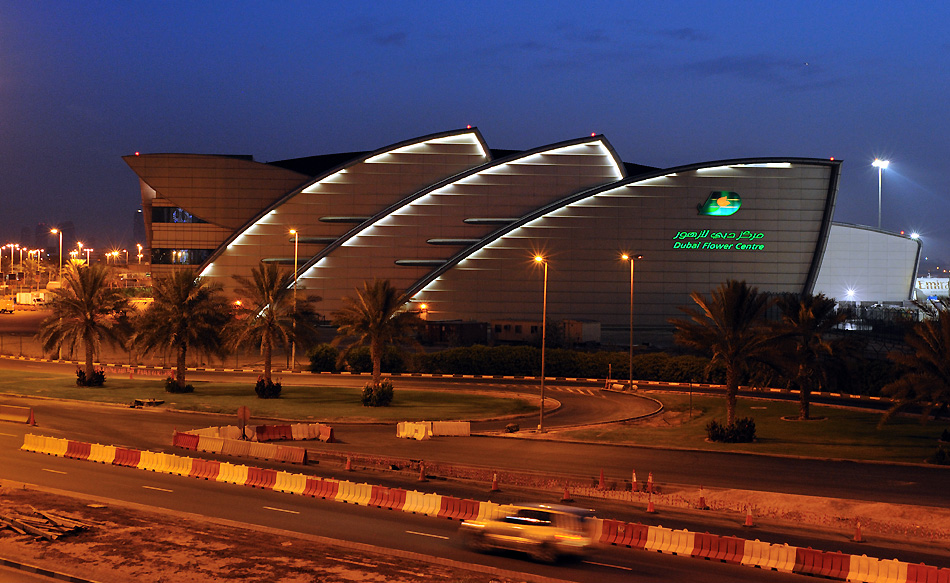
[164, 377, 195, 393]
[76, 367, 106, 387]
[255, 376, 282, 399]
[927, 447, 950, 465]
[343, 346, 406, 374]
[361, 378, 394, 407]
[940, 428, 950, 443]
[705, 417, 756, 443]
[308, 343, 339, 373]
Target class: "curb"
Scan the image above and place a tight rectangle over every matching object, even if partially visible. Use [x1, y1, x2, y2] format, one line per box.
[0, 479, 573, 583]
[0, 556, 103, 583]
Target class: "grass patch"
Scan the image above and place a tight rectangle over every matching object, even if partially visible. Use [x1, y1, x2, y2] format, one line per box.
[562, 392, 950, 463]
[0, 370, 534, 422]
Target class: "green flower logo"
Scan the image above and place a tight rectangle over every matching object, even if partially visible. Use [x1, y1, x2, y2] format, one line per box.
[698, 191, 741, 216]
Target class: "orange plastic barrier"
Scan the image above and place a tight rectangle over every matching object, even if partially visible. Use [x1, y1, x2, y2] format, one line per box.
[189, 459, 221, 480]
[277, 425, 293, 440]
[113, 447, 141, 467]
[173, 431, 199, 450]
[245, 467, 277, 489]
[621, 522, 649, 548]
[319, 425, 334, 443]
[794, 547, 850, 580]
[692, 532, 717, 560]
[599, 519, 622, 545]
[369, 485, 387, 507]
[905, 563, 950, 583]
[384, 488, 407, 511]
[456, 499, 480, 521]
[438, 496, 461, 519]
[715, 536, 745, 564]
[64, 440, 91, 460]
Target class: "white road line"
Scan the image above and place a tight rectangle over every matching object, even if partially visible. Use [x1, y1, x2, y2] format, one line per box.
[263, 506, 300, 514]
[406, 530, 449, 540]
[142, 485, 173, 492]
[0, 432, 18, 437]
[42, 468, 67, 475]
[585, 560, 633, 571]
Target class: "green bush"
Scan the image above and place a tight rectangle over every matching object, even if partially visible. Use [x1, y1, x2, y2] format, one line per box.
[308, 343, 339, 373]
[76, 367, 106, 387]
[164, 377, 195, 393]
[361, 378, 394, 407]
[705, 417, 756, 443]
[927, 447, 950, 465]
[343, 346, 406, 374]
[254, 376, 282, 399]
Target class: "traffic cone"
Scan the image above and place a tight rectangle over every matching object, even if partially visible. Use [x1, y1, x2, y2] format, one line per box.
[853, 520, 864, 542]
[344, 456, 352, 471]
[743, 505, 754, 527]
[490, 472, 500, 492]
[646, 493, 656, 513]
[418, 463, 428, 482]
[631, 469, 637, 492]
[27, 409, 36, 426]
[598, 469, 605, 490]
[698, 486, 708, 510]
[647, 472, 654, 494]
[561, 484, 573, 503]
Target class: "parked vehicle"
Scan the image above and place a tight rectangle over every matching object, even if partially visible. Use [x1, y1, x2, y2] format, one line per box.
[0, 298, 14, 313]
[459, 503, 598, 562]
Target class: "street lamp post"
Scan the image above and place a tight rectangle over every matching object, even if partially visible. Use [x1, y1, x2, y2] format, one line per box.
[621, 253, 642, 390]
[51, 228, 62, 280]
[872, 159, 889, 230]
[534, 255, 548, 433]
[290, 229, 299, 371]
[136, 243, 143, 264]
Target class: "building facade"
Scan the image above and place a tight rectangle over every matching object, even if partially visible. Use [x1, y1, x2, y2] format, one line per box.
[124, 127, 919, 339]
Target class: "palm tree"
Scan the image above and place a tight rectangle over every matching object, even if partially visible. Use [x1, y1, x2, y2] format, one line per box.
[671, 280, 776, 426]
[880, 309, 950, 425]
[228, 263, 305, 386]
[38, 262, 129, 384]
[332, 279, 422, 387]
[132, 269, 232, 388]
[774, 293, 847, 420]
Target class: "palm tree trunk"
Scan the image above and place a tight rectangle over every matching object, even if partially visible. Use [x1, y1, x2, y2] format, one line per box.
[799, 387, 810, 420]
[177, 343, 187, 385]
[371, 339, 382, 387]
[84, 338, 95, 383]
[726, 366, 739, 427]
[263, 335, 272, 385]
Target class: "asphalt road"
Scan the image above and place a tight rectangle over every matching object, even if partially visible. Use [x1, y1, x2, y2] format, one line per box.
[1, 432, 819, 583]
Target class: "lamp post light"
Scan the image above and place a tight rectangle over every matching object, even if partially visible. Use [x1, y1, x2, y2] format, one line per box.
[534, 255, 548, 433]
[290, 229, 299, 371]
[872, 159, 890, 230]
[84, 248, 93, 264]
[621, 253, 642, 390]
[51, 228, 62, 280]
[136, 243, 143, 264]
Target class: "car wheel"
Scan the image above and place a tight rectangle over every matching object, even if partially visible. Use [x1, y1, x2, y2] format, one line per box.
[464, 531, 489, 553]
[532, 543, 558, 563]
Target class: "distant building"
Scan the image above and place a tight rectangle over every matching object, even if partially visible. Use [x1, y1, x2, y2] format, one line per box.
[124, 128, 919, 340]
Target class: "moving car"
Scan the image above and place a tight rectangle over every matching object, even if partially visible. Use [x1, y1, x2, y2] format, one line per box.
[458, 502, 598, 562]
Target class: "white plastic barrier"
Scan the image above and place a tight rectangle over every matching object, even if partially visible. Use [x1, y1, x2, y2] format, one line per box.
[431, 421, 471, 436]
[197, 435, 224, 453]
[89, 443, 116, 464]
[20, 433, 42, 452]
[352, 483, 373, 506]
[668, 529, 695, 556]
[741, 539, 771, 569]
[137, 450, 160, 472]
[247, 441, 276, 459]
[850, 557, 907, 583]
[274, 471, 295, 493]
[404, 490, 425, 514]
[764, 543, 797, 573]
[48, 436, 68, 457]
[645, 525, 673, 553]
[422, 492, 442, 516]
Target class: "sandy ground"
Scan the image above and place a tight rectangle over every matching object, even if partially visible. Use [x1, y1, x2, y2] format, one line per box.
[0, 485, 534, 583]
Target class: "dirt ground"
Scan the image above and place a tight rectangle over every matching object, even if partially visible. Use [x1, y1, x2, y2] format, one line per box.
[0, 485, 532, 583]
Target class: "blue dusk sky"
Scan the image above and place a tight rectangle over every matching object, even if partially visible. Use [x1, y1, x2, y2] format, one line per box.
[2, 2, 949, 269]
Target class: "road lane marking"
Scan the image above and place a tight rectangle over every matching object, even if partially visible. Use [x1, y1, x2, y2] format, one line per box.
[142, 485, 173, 492]
[42, 468, 67, 475]
[0, 432, 18, 437]
[406, 530, 449, 540]
[585, 561, 633, 571]
[328, 557, 377, 567]
[263, 506, 300, 514]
